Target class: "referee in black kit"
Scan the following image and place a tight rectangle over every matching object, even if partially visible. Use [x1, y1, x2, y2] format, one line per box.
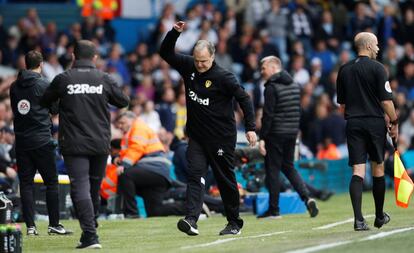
[336, 32, 398, 231]
[160, 21, 256, 236]
[41, 40, 129, 248]
[10, 51, 71, 236]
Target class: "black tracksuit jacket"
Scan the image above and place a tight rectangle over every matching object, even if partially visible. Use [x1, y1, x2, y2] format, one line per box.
[160, 29, 255, 144]
[10, 70, 56, 151]
[41, 60, 129, 155]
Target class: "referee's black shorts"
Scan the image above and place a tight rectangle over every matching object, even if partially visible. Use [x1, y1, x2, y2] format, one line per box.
[346, 117, 387, 166]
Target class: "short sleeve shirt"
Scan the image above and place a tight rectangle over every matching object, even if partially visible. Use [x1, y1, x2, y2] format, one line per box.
[336, 56, 393, 119]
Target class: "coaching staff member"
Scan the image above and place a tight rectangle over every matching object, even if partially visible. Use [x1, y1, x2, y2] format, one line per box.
[41, 40, 129, 248]
[258, 56, 319, 219]
[10, 51, 71, 236]
[160, 21, 256, 236]
[337, 32, 398, 231]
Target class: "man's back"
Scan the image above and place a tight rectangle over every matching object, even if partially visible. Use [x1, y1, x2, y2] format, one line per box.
[337, 56, 392, 119]
[42, 59, 129, 155]
[10, 70, 52, 150]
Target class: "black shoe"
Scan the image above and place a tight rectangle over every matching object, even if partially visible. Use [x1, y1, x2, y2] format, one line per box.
[177, 218, 199, 236]
[354, 219, 370, 231]
[374, 212, 390, 229]
[125, 214, 140, 219]
[76, 232, 102, 249]
[319, 190, 334, 201]
[306, 198, 319, 218]
[48, 224, 73, 235]
[219, 223, 241, 236]
[257, 210, 281, 219]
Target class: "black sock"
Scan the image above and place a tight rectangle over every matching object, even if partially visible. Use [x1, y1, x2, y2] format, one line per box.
[349, 175, 364, 221]
[372, 176, 385, 218]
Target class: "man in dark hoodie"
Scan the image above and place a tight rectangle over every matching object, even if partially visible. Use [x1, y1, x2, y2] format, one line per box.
[41, 40, 129, 249]
[10, 50, 71, 236]
[257, 56, 319, 219]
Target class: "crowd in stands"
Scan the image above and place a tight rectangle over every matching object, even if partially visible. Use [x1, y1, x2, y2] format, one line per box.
[0, 0, 414, 192]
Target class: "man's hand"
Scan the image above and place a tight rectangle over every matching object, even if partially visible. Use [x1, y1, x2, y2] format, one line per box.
[173, 21, 185, 32]
[259, 140, 266, 156]
[388, 123, 399, 140]
[246, 131, 257, 147]
[113, 157, 121, 165]
[116, 166, 125, 175]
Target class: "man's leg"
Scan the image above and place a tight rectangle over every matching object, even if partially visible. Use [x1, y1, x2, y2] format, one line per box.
[33, 143, 60, 227]
[135, 169, 184, 217]
[263, 138, 283, 215]
[64, 156, 96, 234]
[184, 138, 209, 221]
[207, 142, 243, 230]
[89, 155, 107, 222]
[118, 171, 139, 217]
[350, 164, 366, 223]
[280, 135, 317, 217]
[16, 150, 37, 230]
[371, 161, 390, 228]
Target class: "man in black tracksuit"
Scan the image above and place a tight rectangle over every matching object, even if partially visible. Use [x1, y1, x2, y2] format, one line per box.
[336, 32, 398, 231]
[41, 40, 129, 249]
[10, 50, 71, 236]
[160, 21, 257, 236]
[258, 56, 319, 219]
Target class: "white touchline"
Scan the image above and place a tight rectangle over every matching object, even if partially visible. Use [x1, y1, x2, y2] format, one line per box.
[181, 231, 288, 250]
[285, 241, 352, 253]
[313, 214, 374, 230]
[361, 227, 414, 241]
[285, 226, 414, 253]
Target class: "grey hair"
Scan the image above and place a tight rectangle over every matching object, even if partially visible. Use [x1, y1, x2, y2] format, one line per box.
[260, 55, 282, 68]
[115, 110, 136, 122]
[194, 40, 215, 56]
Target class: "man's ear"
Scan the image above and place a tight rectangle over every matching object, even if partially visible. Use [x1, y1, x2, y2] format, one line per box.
[92, 54, 98, 63]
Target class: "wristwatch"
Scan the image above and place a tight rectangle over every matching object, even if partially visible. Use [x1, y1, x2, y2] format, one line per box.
[390, 119, 399, 125]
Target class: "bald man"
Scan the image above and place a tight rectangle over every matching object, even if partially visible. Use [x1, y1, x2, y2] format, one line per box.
[160, 21, 256, 236]
[337, 32, 398, 231]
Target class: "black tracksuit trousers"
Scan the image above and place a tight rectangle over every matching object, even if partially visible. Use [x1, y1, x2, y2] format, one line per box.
[63, 155, 107, 234]
[17, 142, 60, 228]
[118, 168, 185, 217]
[264, 134, 310, 213]
[185, 138, 242, 227]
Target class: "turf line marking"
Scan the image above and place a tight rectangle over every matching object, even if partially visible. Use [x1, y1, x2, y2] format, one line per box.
[181, 231, 288, 249]
[285, 226, 414, 253]
[361, 227, 414, 241]
[285, 241, 352, 253]
[313, 214, 374, 230]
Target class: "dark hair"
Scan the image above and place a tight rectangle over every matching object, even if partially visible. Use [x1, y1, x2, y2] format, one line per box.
[74, 40, 97, 60]
[25, 50, 43, 70]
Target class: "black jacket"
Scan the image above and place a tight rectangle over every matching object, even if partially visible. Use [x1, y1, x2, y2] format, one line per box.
[41, 60, 129, 155]
[260, 70, 300, 139]
[10, 70, 56, 151]
[160, 29, 255, 144]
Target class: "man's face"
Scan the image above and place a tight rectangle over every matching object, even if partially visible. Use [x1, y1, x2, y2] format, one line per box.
[116, 116, 132, 134]
[261, 61, 274, 81]
[193, 47, 214, 73]
[369, 36, 379, 59]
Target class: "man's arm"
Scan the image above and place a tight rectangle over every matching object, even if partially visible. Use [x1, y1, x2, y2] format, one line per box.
[260, 85, 276, 141]
[223, 73, 256, 146]
[105, 74, 130, 108]
[159, 21, 193, 74]
[40, 75, 61, 108]
[381, 100, 398, 139]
